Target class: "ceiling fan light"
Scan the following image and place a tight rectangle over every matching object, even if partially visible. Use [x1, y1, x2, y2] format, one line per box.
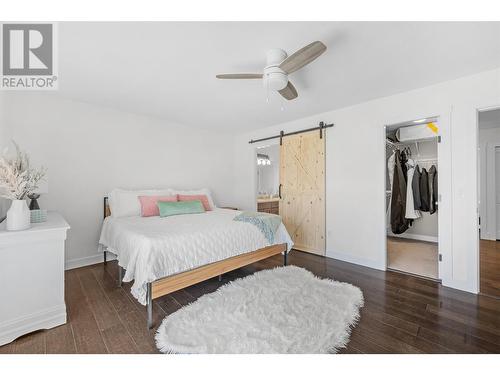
[263, 68, 288, 91]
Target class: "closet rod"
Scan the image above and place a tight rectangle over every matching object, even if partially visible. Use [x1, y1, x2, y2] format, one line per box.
[248, 122, 334, 144]
[415, 158, 438, 163]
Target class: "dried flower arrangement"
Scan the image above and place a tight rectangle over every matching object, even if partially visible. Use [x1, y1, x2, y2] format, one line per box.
[0, 141, 46, 200]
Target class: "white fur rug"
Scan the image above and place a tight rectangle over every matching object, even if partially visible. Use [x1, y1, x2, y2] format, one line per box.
[155, 266, 364, 353]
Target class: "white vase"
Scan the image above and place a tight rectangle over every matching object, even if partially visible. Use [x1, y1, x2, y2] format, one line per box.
[6, 199, 31, 231]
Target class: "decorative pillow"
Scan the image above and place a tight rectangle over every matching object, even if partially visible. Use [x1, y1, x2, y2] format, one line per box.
[157, 200, 205, 217]
[138, 195, 177, 217]
[108, 188, 173, 218]
[178, 194, 212, 211]
[171, 188, 216, 210]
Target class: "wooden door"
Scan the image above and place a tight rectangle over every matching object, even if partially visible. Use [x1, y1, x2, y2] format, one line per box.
[280, 131, 326, 255]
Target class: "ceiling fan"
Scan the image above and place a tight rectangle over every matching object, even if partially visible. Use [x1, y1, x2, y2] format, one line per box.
[216, 41, 327, 101]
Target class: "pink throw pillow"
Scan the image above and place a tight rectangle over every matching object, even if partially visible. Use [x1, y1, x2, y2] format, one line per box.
[178, 194, 212, 211]
[138, 195, 177, 217]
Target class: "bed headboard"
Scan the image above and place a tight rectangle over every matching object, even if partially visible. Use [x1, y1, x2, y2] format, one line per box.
[103, 197, 111, 219]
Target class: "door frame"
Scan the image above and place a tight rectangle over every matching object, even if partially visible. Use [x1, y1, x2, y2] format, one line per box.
[496, 147, 500, 239]
[383, 114, 443, 281]
[476, 105, 500, 294]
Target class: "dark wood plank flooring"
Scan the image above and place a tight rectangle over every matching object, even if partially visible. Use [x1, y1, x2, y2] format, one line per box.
[480, 239, 500, 299]
[2, 250, 500, 354]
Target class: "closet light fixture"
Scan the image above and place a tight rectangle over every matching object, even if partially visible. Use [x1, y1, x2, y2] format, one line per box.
[413, 119, 427, 123]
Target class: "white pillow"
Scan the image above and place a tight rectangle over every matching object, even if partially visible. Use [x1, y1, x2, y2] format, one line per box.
[108, 188, 173, 218]
[171, 188, 216, 210]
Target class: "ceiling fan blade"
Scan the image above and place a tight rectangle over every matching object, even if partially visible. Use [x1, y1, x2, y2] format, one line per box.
[216, 73, 263, 79]
[278, 81, 298, 100]
[279, 41, 327, 74]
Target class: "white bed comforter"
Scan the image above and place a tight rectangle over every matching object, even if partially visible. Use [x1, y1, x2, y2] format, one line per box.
[98, 208, 293, 304]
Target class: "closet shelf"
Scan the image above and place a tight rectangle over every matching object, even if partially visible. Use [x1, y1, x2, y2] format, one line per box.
[386, 137, 438, 147]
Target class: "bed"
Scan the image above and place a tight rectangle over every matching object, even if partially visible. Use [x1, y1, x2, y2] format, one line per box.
[99, 197, 293, 329]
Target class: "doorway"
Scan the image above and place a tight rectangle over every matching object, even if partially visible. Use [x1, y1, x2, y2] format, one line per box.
[478, 107, 500, 298]
[385, 117, 440, 280]
[256, 144, 280, 215]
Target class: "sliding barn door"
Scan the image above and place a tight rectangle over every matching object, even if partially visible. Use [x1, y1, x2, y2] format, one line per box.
[280, 131, 326, 256]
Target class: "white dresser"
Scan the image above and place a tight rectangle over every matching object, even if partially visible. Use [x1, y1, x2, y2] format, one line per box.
[0, 212, 70, 346]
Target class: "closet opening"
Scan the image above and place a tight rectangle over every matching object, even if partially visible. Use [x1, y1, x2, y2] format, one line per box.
[385, 117, 440, 280]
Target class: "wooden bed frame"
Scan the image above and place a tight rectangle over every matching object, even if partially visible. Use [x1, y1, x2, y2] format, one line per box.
[102, 197, 288, 329]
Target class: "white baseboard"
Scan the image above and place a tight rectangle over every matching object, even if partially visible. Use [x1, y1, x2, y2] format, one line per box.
[65, 252, 116, 270]
[480, 233, 497, 241]
[0, 304, 66, 346]
[388, 232, 438, 243]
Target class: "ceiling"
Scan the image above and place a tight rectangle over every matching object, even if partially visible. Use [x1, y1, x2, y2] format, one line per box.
[479, 108, 500, 129]
[58, 22, 500, 133]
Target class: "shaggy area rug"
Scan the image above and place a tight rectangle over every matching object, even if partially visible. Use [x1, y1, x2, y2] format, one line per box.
[155, 266, 364, 354]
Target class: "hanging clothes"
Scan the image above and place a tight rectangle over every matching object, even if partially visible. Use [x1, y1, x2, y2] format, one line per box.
[400, 149, 408, 182]
[386, 152, 396, 221]
[405, 159, 421, 219]
[428, 165, 438, 214]
[387, 152, 395, 189]
[419, 167, 430, 212]
[433, 166, 438, 210]
[412, 164, 422, 210]
[391, 150, 410, 234]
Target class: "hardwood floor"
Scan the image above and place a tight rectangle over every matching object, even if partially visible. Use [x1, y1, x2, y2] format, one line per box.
[480, 239, 500, 298]
[2, 250, 500, 354]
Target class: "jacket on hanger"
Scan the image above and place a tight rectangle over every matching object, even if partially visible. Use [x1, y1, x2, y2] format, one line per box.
[386, 152, 396, 221]
[419, 168, 430, 212]
[405, 159, 421, 219]
[391, 150, 410, 234]
[428, 165, 438, 214]
[387, 153, 395, 189]
[412, 165, 422, 210]
[400, 150, 408, 183]
[433, 166, 438, 208]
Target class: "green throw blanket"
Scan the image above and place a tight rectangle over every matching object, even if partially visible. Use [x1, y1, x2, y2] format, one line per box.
[233, 211, 282, 244]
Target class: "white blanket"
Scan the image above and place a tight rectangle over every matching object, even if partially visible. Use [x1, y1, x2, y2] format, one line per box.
[98, 208, 293, 304]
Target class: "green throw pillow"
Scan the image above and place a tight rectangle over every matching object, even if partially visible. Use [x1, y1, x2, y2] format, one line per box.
[157, 200, 205, 217]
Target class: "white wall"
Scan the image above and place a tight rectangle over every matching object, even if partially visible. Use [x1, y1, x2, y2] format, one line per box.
[231, 68, 500, 294]
[479, 126, 500, 240]
[2, 93, 236, 269]
[0, 93, 11, 221]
